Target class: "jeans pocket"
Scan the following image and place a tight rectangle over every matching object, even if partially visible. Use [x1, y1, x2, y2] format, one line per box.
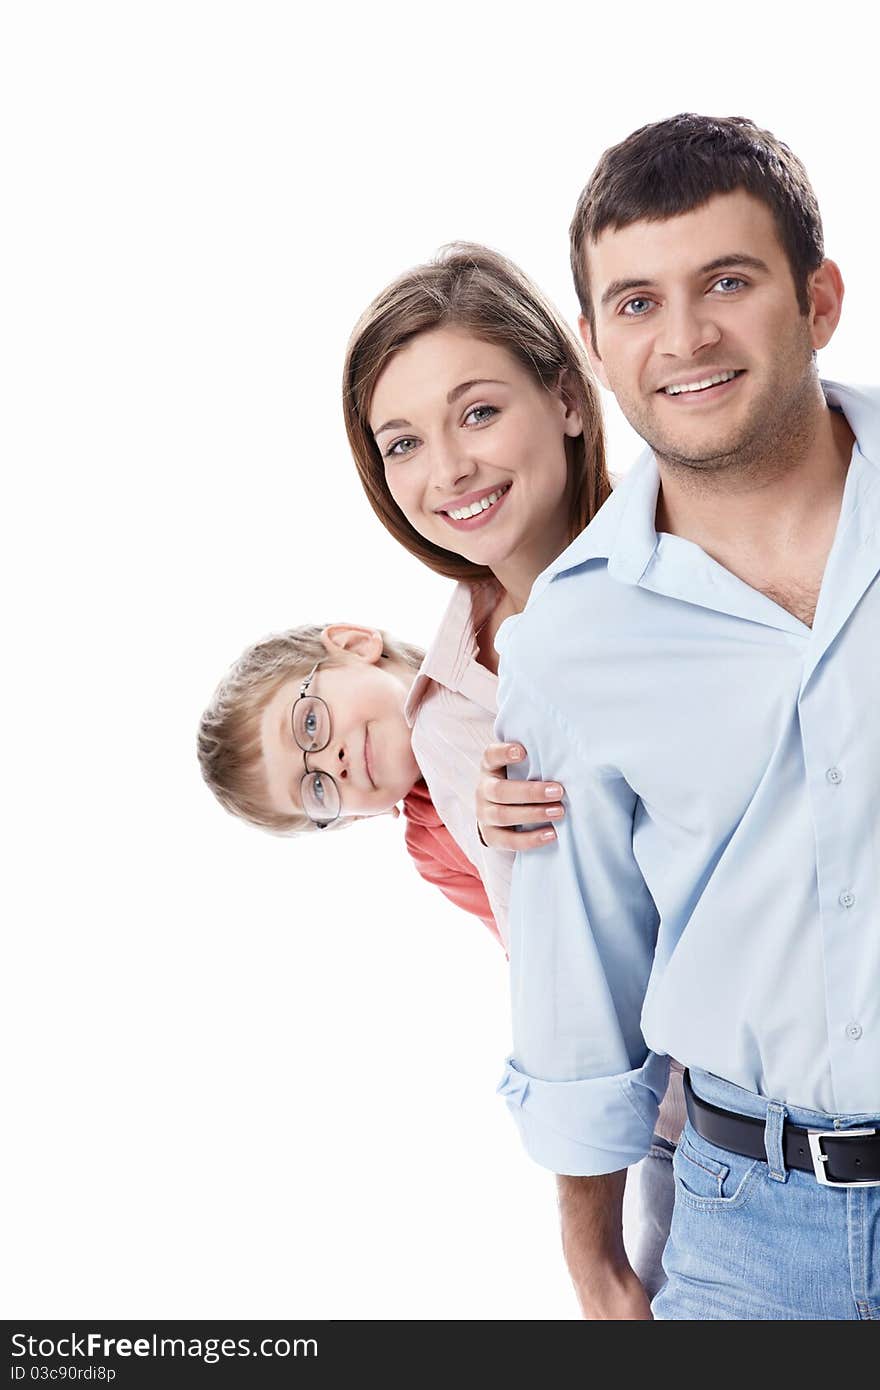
[673, 1120, 762, 1211]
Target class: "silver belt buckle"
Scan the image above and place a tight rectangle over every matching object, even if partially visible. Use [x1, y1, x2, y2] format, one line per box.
[807, 1128, 880, 1187]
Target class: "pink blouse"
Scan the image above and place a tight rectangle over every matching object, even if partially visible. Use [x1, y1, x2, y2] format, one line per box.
[403, 778, 504, 950]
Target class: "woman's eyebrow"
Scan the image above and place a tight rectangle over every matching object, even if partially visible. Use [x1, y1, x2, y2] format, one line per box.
[446, 377, 507, 404]
[373, 416, 412, 437]
[373, 379, 507, 436]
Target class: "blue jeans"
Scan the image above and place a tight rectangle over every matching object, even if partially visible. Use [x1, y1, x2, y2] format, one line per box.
[631, 1136, 676, 1300]
[652, 1069, 880, 1320]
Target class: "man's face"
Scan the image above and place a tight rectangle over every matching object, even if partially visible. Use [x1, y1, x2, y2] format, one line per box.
[582, 190, 818, 470]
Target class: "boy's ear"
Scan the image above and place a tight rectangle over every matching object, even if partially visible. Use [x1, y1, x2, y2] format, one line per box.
[320, 624, 384, 664]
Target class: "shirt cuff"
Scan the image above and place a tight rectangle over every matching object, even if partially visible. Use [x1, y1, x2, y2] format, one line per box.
[496, 1052, 670, 1176]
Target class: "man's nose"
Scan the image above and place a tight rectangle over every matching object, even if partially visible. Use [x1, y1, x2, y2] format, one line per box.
[655, 298, 721, 359]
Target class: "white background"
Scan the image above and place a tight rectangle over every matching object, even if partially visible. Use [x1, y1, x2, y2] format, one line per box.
[3, 1, 877, 1320]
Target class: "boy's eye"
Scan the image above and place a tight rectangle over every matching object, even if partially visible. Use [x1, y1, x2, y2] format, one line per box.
[312, 774, 325, 804]
[294, 697, 330, 751]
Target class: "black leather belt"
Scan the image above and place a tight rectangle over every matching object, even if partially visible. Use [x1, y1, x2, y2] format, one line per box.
[683, 1071, 880, 1188]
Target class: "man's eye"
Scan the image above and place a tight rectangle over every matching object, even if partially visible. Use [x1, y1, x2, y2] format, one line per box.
[463, 404, 499, 426]
[713, 277, 746, 293]
[621, 298, 653, 317]
[385, 436, 418, 458]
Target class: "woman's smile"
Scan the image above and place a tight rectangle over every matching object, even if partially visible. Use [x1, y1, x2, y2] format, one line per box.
[436, 482, 513, 531]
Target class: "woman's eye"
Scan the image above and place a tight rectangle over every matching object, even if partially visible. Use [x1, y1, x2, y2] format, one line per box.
[463, 404, 498, 426]
[621, 297, 653, 317]
[385, 436, 418, 458]
[713, 276, 746, 293]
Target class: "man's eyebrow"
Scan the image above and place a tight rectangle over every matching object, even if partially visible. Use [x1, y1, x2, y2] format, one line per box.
[600, 278, 658, 309]
[372, 379, 507, 436]
[599, 254, 771, 310]
[698, 253, 770, 277]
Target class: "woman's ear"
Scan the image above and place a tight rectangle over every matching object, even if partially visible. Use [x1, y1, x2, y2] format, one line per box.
[321, 624, 385, 664]
[555, 368, 584, 438]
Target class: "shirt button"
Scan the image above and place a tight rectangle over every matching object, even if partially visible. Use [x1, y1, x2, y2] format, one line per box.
[845, 1023, 863, 1041]
[826, 767, 843, 785]
[839, 891, 856, 909]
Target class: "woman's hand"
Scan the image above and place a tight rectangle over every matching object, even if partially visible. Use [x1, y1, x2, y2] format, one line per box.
[476, 742, 565, 850]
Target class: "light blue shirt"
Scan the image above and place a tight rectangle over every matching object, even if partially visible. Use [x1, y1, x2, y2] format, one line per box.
[495, 381, 880, 1176]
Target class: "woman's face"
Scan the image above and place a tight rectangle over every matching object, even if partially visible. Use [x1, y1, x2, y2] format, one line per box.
[369, 328, 583, 579]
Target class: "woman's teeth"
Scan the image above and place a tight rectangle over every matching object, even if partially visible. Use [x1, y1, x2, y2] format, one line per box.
[447, 485, 510, 521]
[664, 370, 739, 395]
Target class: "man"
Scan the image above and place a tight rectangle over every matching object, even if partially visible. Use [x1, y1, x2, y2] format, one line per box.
[485, 114, 879, 1319]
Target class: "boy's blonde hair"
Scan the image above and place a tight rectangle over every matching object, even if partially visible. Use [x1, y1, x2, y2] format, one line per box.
[198, 624, 424, 836]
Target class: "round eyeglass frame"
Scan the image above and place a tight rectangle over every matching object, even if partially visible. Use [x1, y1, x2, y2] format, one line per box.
[291, 661, 341, 830]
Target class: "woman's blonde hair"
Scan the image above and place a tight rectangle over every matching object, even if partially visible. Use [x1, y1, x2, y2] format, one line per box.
[343, 242, 610, 582]
[197, 625, 424, 836]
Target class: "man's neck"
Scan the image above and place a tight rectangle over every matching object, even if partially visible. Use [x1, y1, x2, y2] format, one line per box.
[655, 400, 854, 571]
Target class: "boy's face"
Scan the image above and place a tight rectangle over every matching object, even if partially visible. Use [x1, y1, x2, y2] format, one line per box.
[259, 652, 420, 823]
[580, 189, 821, 470]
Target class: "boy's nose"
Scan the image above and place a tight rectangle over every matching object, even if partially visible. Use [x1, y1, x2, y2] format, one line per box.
[328, 740, 349, 780]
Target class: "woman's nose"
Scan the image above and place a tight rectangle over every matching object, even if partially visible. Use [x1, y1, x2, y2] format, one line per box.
[431, 437, 477, 494]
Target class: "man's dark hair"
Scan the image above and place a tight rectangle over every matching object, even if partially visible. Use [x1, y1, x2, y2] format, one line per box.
[570, 114, 825, 348]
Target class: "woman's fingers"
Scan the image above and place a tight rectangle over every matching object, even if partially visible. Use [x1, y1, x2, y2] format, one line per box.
[477, 739, 565, 849]
[478, 823, 559, 851]
[479, 743, 565, 805]
[479, 800, 565, 828]
[481, 741, 526, 772]
[481, 776, 565, 806]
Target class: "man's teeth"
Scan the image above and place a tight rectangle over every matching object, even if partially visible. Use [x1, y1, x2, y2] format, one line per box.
[447, 485, 510, 521]
[664, 370, 739, 395]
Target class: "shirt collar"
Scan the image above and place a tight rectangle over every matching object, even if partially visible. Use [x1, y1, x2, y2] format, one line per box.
[404, 579, 500, 726]
[525, 379, 880, 605]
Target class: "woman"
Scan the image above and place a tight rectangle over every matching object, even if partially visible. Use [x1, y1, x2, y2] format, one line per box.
[342, 243, 684, 1306]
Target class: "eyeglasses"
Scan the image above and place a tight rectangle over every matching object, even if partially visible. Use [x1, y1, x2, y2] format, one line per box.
[291, 662, 341, 830]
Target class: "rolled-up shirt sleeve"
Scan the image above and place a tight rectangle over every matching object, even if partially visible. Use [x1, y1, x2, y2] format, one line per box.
[495, 654, 667, 1176]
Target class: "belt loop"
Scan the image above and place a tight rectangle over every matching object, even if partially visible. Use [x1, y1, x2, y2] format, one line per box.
[764, 1101, 788, 1183]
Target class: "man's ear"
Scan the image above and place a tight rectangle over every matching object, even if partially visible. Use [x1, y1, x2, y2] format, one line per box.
[807, 259, 845, 351]
[320, 624, 384, 664]
[578, 314, 610, 390]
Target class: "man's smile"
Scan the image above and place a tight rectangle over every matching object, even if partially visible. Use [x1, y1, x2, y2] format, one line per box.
[656, 370, 746, 403]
